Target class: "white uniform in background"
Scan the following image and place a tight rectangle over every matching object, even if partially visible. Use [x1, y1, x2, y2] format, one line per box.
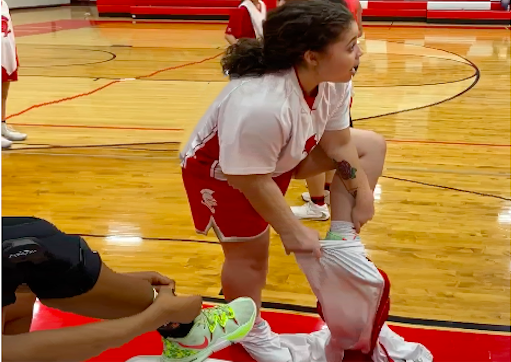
[1, 0, 18, 81]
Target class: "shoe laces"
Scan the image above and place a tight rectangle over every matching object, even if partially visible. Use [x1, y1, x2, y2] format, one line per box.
[198, 304, 235, 333]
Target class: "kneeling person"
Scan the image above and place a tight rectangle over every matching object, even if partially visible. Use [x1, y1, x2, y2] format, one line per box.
[2, 217, 257, 362]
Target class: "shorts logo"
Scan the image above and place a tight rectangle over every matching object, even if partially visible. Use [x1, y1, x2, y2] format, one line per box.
[2, 16, 11, 37]
[201, 189, 217, 214]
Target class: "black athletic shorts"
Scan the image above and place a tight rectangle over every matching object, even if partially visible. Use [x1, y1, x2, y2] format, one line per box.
[2, 217, 102, 307]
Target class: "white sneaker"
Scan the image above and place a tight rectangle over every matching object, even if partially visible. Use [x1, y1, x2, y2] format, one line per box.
[240, 320, 292, 362]
[291, 201, 330, 221]
[301, 190, 331, 205]
[2, 136, 12, 149]
[2, 122, 27, 142]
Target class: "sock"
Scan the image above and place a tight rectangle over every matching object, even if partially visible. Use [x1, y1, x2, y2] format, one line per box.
[157, 321, 195, 339]
[329, 221, 356, 236]
[311, 196, 325, 206]
[324, 183, 331, 191]
[255, 315, 264, 325]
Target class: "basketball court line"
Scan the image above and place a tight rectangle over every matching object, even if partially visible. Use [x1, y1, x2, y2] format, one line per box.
[12, 18, 509, 39]
[5, 51, 223, 121]
[7, 128, 510, 147]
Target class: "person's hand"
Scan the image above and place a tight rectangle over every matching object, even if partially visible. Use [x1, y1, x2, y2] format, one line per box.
[352, 190, 374, 233]
[124, 271, 175, 293]
[280, 224, 322, 258]
[151, 287, 203, 324]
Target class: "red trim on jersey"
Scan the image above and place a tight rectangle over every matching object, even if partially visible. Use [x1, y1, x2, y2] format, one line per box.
[294, 67, 318, 111]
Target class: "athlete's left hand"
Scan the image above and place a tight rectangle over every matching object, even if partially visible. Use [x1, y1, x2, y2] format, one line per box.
[124, 271, 175, 293]
[352, 190, 374, 233]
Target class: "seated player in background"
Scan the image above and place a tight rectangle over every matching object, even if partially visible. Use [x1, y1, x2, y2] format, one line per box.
[1, 0, 28, 149]
[225, 0, 266, 45]
[2, 216, 257, 362]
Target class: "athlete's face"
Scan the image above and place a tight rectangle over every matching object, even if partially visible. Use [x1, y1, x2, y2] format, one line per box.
[305, 21, 362, 83]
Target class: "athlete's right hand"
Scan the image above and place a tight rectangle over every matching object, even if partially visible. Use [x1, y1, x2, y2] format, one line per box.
[280, 225, 322, 258]
[153, 287, 203, 324]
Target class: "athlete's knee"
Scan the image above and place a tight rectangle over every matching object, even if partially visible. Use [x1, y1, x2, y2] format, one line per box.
[2, 217, 102, 301]
[2, 216, 61, 241]
[371, 131, 387, 158]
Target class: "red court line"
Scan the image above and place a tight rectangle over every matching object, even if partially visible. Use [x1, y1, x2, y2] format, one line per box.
[14, 19, 94, 37]
[6, 52, 223, 121]
[6, 81, 119, 120]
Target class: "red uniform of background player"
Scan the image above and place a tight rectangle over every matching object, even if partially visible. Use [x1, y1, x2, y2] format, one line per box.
[225, 0, 266, 45]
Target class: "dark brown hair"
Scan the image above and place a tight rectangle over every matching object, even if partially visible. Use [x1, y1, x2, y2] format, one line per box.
[221, 0, 354, 78]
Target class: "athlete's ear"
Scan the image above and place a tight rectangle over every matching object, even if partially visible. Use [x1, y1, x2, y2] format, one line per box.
[303, 50, 319, 68]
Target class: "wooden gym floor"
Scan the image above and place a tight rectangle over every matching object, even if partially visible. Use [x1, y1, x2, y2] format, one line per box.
[2, 5, 510, 333]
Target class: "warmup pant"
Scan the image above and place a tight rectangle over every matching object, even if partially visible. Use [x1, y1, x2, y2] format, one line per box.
[280, 239, 433, 362]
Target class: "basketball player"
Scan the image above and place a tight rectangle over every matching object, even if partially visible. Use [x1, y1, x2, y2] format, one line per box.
[290, 0, 369, 221]
[180, 1, 373, 360]
[2, 217, 257, 362]
[1, 0, 27, 149]
[225, 0, 267, 45]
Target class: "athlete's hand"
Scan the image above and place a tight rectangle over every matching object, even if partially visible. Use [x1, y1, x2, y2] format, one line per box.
[124, 271, 175, 293]
[352, 189, 374, 233]
[280, 225, 322, 258]
[152, 287, 203, 324]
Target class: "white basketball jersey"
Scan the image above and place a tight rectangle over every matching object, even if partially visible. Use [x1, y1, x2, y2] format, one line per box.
[1, 0, 17, 76]
[180, 69, 351, 179]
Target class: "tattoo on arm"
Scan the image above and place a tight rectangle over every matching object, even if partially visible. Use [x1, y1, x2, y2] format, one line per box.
[335, 160, 358, 198]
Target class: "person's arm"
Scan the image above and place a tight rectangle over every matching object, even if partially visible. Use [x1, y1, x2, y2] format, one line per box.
[3, 288, 201, 362]
[225, 33, 238, 45]
[227, 173, 303, 238]
[219, 100, 321, 255]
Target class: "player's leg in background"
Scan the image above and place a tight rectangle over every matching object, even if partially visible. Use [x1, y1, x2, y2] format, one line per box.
[291, 172, 332, 221]
[2, 81, 27, 148]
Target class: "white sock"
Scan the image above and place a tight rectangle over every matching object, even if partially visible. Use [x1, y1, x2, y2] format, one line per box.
[329, 221, 356, 236]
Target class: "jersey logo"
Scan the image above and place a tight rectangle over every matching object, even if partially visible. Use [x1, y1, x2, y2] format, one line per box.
[2, 16, 11, 37]
[201, 189, 217, 214]
[303, 134, 318, 155]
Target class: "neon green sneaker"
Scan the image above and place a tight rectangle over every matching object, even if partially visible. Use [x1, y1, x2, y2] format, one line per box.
[161, 297, 257, 362]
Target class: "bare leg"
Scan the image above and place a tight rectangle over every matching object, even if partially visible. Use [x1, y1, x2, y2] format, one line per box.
[2, 81, 9, 122]
[306, 173, 326, 198]
[325, 170, 335, 185]
[294, 129, 387, 221]
[330, 129, 386, 221]
[220, 230, 270, 316]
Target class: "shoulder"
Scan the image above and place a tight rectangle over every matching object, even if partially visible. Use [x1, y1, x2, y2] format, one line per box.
[323, 81, 351, 100]
[221, 72, 296, 123]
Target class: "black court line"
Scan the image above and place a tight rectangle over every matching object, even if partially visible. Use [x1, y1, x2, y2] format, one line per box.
[77, 233, 510, 333]
[382, 175, 511, 201]
[353, 43, 480, 123]
[18, 46, 117, 68]
[203, 297, 510, 333]
[19, 40, 477, 88]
